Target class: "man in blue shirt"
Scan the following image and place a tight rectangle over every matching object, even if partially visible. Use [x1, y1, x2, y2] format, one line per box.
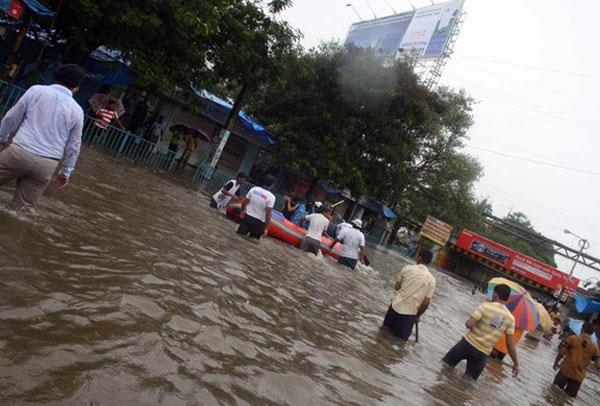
[0, 64, 85, 210]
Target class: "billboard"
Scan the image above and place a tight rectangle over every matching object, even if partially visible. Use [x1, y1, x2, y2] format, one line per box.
[398, 0, 464, 58]
[456, 230, 580, 295]
[420, 215, 453, 246]
[344, 11, 415, 58]
[344, 0, 464, 59]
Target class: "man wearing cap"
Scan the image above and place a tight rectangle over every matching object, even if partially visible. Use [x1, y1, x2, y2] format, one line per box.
[382, 249, 436, 341]
[0, 64, 85, 210]
[329, 218, 366, 270]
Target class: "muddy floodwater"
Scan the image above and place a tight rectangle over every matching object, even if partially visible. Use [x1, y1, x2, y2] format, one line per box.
[0, 150, 598, 405]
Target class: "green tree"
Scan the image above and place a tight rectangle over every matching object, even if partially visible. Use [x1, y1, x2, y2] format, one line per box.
[38, 0, 297, 91]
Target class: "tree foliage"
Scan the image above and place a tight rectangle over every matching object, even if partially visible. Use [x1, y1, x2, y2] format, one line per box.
[248, 44, 485, 231]
[37, 0, 298, 92]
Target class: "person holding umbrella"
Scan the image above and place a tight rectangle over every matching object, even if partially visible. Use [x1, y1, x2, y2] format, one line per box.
[442, 283, 519, 380]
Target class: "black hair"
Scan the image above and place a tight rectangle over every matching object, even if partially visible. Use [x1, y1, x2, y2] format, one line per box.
[582, 322, 594, 335]
[265, 174, 276, 187]
[419, 249, 433, 264]
[237, 172, 248, 180]
[494, 284, 511, 301]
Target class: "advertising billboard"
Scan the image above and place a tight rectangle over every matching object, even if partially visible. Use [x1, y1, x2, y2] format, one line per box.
[456, 230, 580, 295]
[420, 215, 453, 246]
[398, 0, 465, 58]
[344, 0, 464, 60]
[344, 11, 415, 58]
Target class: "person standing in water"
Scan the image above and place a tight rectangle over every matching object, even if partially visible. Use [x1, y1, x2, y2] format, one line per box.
[210, 172, 248, 209]
[382, 249, 436, 341]
[237, 175, 276, 239]
[442, 284, 519, 380]
[0, 64, 85, 210]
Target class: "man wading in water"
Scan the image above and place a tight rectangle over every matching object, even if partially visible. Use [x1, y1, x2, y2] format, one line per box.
[442, 283, 519, 380]
[237, 175, 276, 239]
[382, 249, 436, 341]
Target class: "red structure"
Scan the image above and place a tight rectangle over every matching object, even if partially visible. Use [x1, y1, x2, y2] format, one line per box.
[455, 230, 580, 296]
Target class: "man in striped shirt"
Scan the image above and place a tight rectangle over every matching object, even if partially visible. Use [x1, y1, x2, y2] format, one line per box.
[442, 283, 519, 380]
[90, 100, 124, 146]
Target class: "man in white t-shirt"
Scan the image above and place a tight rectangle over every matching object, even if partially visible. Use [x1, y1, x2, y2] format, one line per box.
[300, 205, 331, 255]
[329, 219, 365, 270]
[237, 175, 276, 239]
[382, 249, 436, 341]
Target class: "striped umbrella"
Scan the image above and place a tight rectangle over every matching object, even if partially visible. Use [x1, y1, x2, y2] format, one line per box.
[488, 277, 540, 331]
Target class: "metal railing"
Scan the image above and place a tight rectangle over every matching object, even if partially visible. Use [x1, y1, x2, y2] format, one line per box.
[0, 79, 177, 172]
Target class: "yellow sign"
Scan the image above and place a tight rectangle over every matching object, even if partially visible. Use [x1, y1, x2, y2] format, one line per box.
[420, 215, 452, 246]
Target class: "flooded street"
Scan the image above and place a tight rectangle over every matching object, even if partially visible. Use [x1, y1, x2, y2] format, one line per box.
[0, 150, 597, 405]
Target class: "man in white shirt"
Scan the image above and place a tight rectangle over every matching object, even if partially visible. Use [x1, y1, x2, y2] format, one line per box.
[329, 219, 365, 270]
[382, 249, 436, 341]
[300, 205, 331, 255]
[0, 64, 85, 210]
[237, 175, 276, 239]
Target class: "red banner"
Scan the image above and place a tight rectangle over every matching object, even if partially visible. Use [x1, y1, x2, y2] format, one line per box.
[456, 230, 580, 294]
[7, 0, 25, 19]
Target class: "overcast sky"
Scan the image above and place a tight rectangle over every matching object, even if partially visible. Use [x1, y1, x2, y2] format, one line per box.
[279, 0, 600, 283]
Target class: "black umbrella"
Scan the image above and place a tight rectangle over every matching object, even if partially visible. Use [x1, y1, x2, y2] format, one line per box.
[169, 123, 189, 133]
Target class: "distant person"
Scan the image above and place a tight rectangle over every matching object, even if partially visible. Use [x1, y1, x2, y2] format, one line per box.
[90, 100, 125, 146]
[382, 249, 436, 341]
[148, 115, 165, 145]
[127, 97, 148, 132]
[281, 193, 301, 220]
[326, 210, 343, 238]
[329, 219, 365, 270]
[290, 198, 311, 226]
[0, 64, 85, 210]
[300, 205, 331, 255]
[552, 321, 600, 398]
[176, 133, 197, 169]
[210, 172, 248, 209]
[168, 129, 182, 153]
[442, 284, 519, 380]
[237, 174, 276, 239]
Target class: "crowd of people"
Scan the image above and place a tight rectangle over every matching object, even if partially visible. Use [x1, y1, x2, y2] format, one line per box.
[1, 64, 599, 400]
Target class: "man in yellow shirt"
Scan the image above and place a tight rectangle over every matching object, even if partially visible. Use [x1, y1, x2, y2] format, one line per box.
[442, 284, 519, 380]
[382, 249, 436, 341]
[553, 321, 600, 398]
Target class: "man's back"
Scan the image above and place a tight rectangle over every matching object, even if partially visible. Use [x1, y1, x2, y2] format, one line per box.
[465, 301, 515, 355]
[560, 334, 600, 382]
[337, 228, 365, 259]
[392, 264, 435, 315]
[305, 213, 329, 240]
[245, 186, 275, 222]
[6, 84, 83, 159]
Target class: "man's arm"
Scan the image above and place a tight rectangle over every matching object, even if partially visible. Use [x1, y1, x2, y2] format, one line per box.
[240, 197, 250, 218]
[416, 297, 431, 320]
[0, 88, 30, 143]
[465, 317, 479, 329]
[505, 334, 520, 377]
[263, 207, 272, 237]
[358, 244, 365, 264]
[553, 345, 568, 370]
[56, 115, 84, 188]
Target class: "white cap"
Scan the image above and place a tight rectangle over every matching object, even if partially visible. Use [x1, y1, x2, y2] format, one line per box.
[351, 219, 363, 228]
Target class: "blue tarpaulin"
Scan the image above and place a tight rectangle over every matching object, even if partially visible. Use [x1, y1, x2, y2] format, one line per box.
[0, 0, 54, 17]
[83, 46, 134, 85]
[195, 88, 276, 145]
[369, 198, 397, 219]
[567, 319, 598, 343]
[574, 295, 600, 314]
[318, 180, 342, 194]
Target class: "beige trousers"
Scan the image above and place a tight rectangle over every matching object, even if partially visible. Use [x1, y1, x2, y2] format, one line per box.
[0, 144, 59, 209]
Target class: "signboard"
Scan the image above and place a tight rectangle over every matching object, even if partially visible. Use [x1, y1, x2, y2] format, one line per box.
[344, 11, 415, 58]
[344, 0, 464, 60]
[398, 0, 464, 59]
[456, 230, 580, 294]
[420, 215, 452, 246]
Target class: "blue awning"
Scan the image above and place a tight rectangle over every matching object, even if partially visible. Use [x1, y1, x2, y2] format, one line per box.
[84, 47, 134, 85]
[369, 198, 397, 219]
[0, 0, 54, 17]
[318, 180, 342, 194]
[194, 88, 276, 145]
[574, 295, 600, 314]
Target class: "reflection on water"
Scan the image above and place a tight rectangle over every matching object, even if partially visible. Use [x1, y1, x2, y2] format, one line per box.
[0, 150, 597, 405]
